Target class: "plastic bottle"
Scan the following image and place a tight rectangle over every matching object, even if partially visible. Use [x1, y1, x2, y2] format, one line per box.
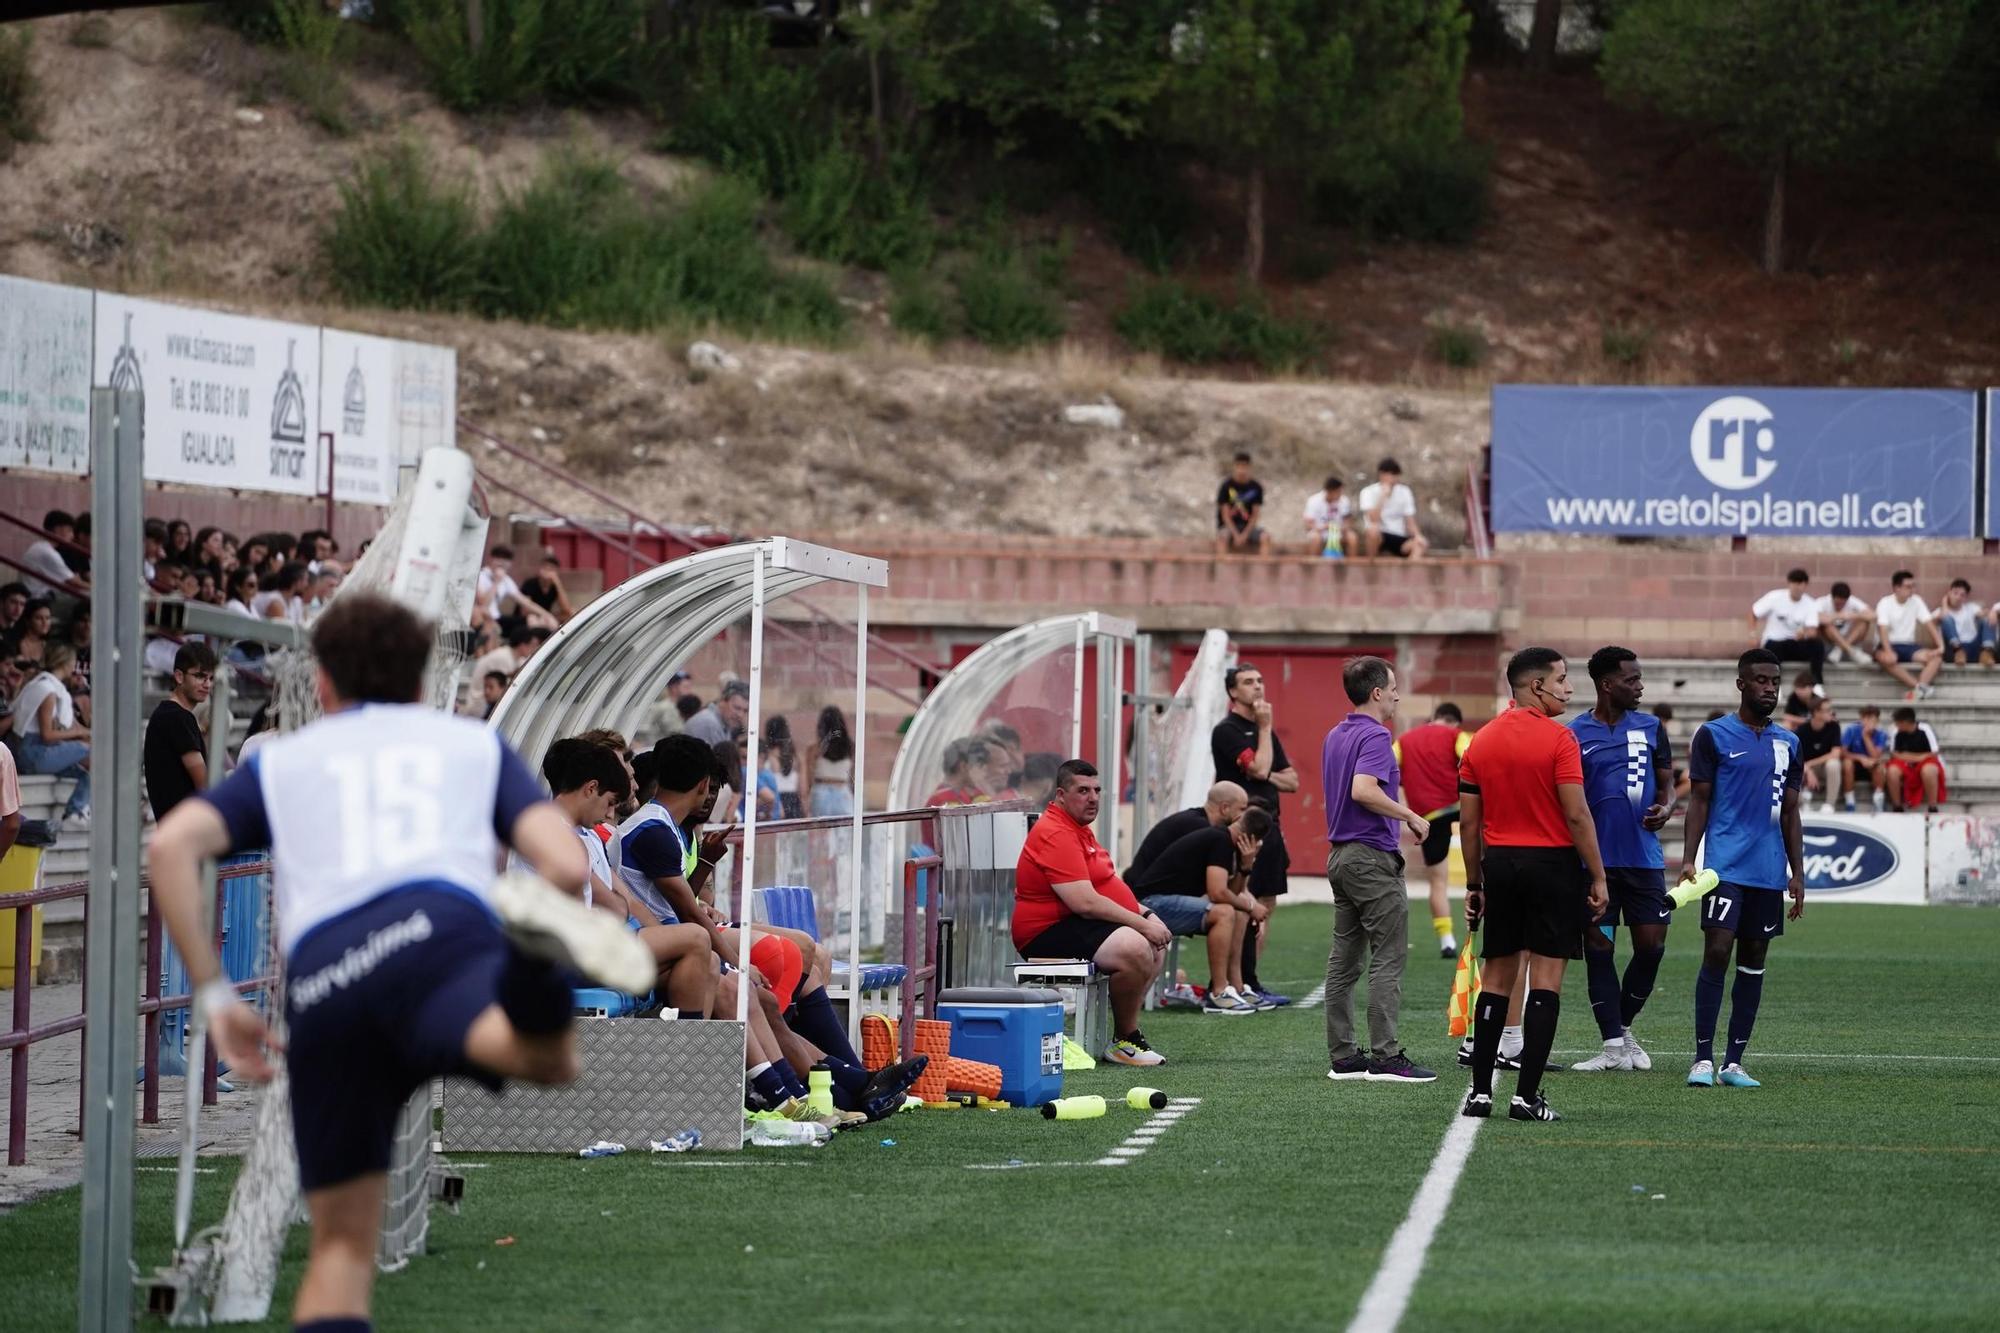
[1126, 1087, 1168, 1110]
[750, 1119, 832, 1147]
[807, 1069, 835, 1117]
[1040, 1095, 1107, 1121]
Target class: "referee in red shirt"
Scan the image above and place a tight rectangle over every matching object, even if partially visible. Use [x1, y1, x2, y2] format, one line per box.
[1458, 647, 1608, 1122]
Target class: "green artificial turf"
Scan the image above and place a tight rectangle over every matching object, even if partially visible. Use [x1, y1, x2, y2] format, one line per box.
[3, 902, 1996, 1330]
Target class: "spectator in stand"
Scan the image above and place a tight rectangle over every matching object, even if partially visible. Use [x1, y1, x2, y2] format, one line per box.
[470, 625, 549, 693]
[762, 716, 804, 818]
[2, 599, 53, 663]
[1887, 706, 1946, 813]
[1359, 458, 1428, 559]
[0, 584, 25, 640]
[305, 561, 343, 618]
[13, 641, 90, 829]
[0, 737, 20, 860]
[928, 737, 996, 806]
[1780, 670, 1819, 730]
[223, 568, 259, 618]
[480, 670, 510, 719]
[685, 678, 750, 748]
[21, 510, 87, 598]
[1128, 806, 1271, 1014]
[675, 694, 703, 726]
[1395, 702, 1471, 960]
[173, 566, 200, 602]
[63, 604, 90, 693]
[0, 654, 29, 749]
[163, 520, 193, 568]
[476, 545, 558, 646]
[258, 562, 311, 623]
[1874, 570, 1943, 699]
[804, 704, 855, 816]
[520, 554, 576, 625]
[1303, 476, 1356, 559]
[142, 521, 167, 585]
[193, 527, 227, 581]
[238, 535, 269, 581]
[1816, 579, 1875, 665]
[1013, 759, 1172, 1067]
[1214, 451, 1272, 556]
[196, 570, 222, 606]
[260, 534, 295, 580]
[1797, 698, 1845, 814]
[1933, 578, 1994, 666]
[1842, 704, 1892, 814]
[1752, 567, 1825, 685]
[978, 721, 1025, 796]
[144, 643, 217, 820]
[299, 529, 333, 573]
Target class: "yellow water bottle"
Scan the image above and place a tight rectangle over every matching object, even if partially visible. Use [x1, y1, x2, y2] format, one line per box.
[1126, 1087, 1167, 1110]
[1041, 1095, 1107, 1120]
[807, 1069, 835, 1117]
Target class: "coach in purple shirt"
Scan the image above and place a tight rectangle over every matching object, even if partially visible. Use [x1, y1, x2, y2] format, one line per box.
[1321, 656, 1436, 1083]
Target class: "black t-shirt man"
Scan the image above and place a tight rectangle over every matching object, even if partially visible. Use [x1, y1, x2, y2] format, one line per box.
[1211, 713, 1290, 895]
[1125, 807, 1209, 883]
[144, 697, 205, 819]
[1798, 719, 1842, 764]
[1216, 478, 1266, 533]
[1892, 726, 1934, 755]
[1129, 824, 1238, 901]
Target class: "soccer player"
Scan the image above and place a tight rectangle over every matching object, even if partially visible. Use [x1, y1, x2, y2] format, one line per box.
[1677, 648, 1806, 1089]
[1568, 647, 1677, 1073]
[1393, 702, 1470, 959]
[147, 592, 656, 1333]
[1457, 647, 1608, 1123]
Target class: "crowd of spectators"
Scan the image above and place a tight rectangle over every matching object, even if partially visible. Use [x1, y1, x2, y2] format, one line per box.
[1752, 567, 1996, 699]
[1213, 454, 1429, 559]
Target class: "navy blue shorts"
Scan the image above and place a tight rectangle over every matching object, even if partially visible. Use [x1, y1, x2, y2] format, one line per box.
[285, 885, 563, 1191]
[1604, 867, 1669, 928]
[1700, 881, 1785, 940]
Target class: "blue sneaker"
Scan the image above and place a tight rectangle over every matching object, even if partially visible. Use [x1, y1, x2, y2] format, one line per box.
[1718, 1063, 1761, 1088]
[1687, 1059, 1717, 1087]
[1251, 987, 1293, 1007]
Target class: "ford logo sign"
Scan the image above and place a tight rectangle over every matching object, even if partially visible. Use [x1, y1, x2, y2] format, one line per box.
[1800, 824, 1899, 892]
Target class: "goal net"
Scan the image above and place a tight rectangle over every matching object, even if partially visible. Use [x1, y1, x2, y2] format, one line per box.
[162, 449, 487, 1324]
[1139, 628, 1235, 821]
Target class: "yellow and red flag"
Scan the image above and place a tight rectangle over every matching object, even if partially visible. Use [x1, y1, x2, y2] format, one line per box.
[1447, 931, 1480, 1037]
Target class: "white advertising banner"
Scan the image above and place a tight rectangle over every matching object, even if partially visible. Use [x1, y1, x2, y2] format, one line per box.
[1924, 815, 2000, 904]
[392, 339, 456, 470]
[0, 276, 93, 475]
[1797, 812, 1928, 905]
[320, 328, 397, 505]
[93, 291, 321, 496]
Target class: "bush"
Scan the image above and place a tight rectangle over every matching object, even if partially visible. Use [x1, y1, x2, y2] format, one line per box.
[1079, 140, 1198, 273]
[657, 17, 824, 195]
[781, 142, 937, 271]
[1115, 281, 1323, 372]
[1601, 322, 1651, 367]
[889, 267, 958, 342]
[1315, 138, 1491, 245]
[1427, 318, 1485, 368]
[0, 28, 39, 161]
[269, 0, 356, 135]
[397, 0, 645, 110]
[324, 142, 483, 309]
[953, 242, 1066, 349]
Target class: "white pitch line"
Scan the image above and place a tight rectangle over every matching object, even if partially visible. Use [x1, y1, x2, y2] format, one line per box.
[1296, 981, 1328, 1009]
[1346, 1113, 1482, 1333]
[1091, 1096, 1200, 1167]
[653, 1159, 817, 1168]
[1553, 1049, 2000, 1063]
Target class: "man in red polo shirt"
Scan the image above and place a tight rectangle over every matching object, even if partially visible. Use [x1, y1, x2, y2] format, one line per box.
[1457, 647, 1608, 1124]
[1014, 759, 1173, 1067]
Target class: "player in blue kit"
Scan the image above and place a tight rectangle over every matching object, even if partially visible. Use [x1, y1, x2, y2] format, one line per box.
[1567, 647, 1676, 1073]
[147, 592, 655, 1333]
[1676, 647, 1806, 1089]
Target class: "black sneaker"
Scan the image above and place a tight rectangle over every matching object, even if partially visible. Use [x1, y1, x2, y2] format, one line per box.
[858, 1056, 928, 1119]
[1456, 1039, 1474, 1068]
[1495, 1052, 1566, 1073]
[1365, 1051, 1438, 1083]
[1460, 1089, 1493, 1118]
[1327, 1053, 1371, 1081]
[1508, 1093, 1562, 1122]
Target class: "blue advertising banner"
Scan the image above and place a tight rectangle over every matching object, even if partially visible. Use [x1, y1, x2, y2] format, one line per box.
[1987, 389, 1997, 539]
[1492, 386, 1977, 538]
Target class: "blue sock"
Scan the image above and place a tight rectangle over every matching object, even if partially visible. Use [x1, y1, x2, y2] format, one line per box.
[1584, 943, 1622, 1041]
[1693, 963, 1726, 1065]
[779, 1067, 810, 1100]
[1726, 967, 1765, 1068]
[789, 986, 859, 1067]
[1620, 946, 1666, 1028]
[296, 1320, 372, 1333]
[749, 1063, 789, 1105]
[819, 1060, 871, 1097]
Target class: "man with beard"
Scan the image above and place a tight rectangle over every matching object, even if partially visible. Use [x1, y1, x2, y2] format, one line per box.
[1210, 664, 1298, 1005]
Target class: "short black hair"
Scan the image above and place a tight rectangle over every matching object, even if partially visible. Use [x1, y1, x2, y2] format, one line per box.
[483, 670, 510, 688]
[1587, 645, 1637, 684]
[1858, 704, 1880, 718]
[1506, 646, 1564, 688]
[173, 641, 218, 675]
[311, 592, 432, 704]
[0, 582, 25, 600]
[1232, 451, 1252, 464]
[676, 694, 703, 720]
[1831, 580, 1851, 600]
[490, 544, 513, 560]
[1952, 577, 1971, 593]
[1323, 475, 1343, 491]
[1238, 807, 1272, 839]
[630, 749, 658, 796]
[1652, 703, 1675, 722]
[1432, 702, 1463, 725]
[42, 509, 73, 533]
[1224, 663, 1260, 692]
[1786, 567, 1808, 584]
[1737, 647, 1781, 674]
[1892, 705, 1917, 724]
[1891, 569, 1914, 586]
[543, 736, 631, 801]
[1376, 457, 1401, 475]
[652, 733, 715, 795]
[1341, 656, 1393, 705]
[1055, 758, 1098, 789]
[1793, 670, 1815, 689]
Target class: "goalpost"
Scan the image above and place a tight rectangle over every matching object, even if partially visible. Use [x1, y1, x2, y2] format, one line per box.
[142, 448, 490, 1324]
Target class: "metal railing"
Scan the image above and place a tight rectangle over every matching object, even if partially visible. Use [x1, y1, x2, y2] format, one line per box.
[2, 863, 273, 1166]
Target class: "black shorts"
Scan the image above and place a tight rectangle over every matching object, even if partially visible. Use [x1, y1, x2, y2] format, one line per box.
[1248, 817, 1290, 897]
[1479, 846, 1587, 960]
[1604, 866, 1669, 929]
[1420, 809, 1457, 867]
[286, 885, 567, 1192]
[1379, 532, 1411, 557]
[1019, 916, 1123, 962]
[1703, 881, 1786, 939]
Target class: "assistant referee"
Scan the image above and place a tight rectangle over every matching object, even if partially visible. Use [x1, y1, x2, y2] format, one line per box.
[1457, 647, 1608, 1123]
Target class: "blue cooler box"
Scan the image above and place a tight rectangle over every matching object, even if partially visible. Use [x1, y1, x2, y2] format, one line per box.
[936, 987, 1065, 1108]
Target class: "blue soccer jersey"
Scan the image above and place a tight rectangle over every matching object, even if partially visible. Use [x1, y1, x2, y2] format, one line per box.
[1568, 709, 1669, 870]
[1687, 713, 1802, 890]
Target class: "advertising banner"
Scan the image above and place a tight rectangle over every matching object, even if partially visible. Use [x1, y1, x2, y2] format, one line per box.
[1987, 389, 1997, 539]
[320, 328, 397, 505]
[391, 339, 456, 471]
[1925, 815, 2000, 904]
[93, 291, 322, 496]
[0, 276, 93, 476]
[1796, 813, 1927, 905]
[1492, 386, 1977, 537]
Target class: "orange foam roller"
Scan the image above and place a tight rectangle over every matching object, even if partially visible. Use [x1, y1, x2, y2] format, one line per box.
[943, 1056, 1003, 1101]
[860, 1014, 898, 1072]
[913, 1019, 952, 1102]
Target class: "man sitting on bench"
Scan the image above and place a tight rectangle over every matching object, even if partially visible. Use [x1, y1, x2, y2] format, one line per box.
[1013, 759, 1174, 1068]
[1125, 780, 1249, 882]
[1127, 806, 1270, 1016]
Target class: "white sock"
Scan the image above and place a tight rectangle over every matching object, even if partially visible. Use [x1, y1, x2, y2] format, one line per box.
[748, 1061, 772, 1078]
[1604, 1036, 1623, 1050]
[1440, 933, 1458, 950]
[1501, 1023, 1523, 1057]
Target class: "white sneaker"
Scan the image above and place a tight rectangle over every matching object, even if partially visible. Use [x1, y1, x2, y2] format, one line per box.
[1825, 646, 1848, 665]
[489, 870, 657, 995]
[61, 810, 91, 833]
[1817, 801, 1836, 815]
[1872, 791, 1888, 813]
[1225, 985, 1275, 1012]
[1572, 1041, 1632, 1072]
[1622, 1028, 1652, 1071]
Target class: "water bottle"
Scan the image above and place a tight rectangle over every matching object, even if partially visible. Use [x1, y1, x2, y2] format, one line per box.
[750, 1119, 832, 1147]
[1126, 1087, 1168, 1110]
[1040, 1095, 1107, 1120]
[807, 1069, 835, 1117]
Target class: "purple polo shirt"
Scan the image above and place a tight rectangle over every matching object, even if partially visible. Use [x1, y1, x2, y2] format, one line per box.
[1322, 711, 1402, 853]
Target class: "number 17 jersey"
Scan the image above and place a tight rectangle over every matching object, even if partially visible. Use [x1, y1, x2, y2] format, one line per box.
[201, 703, 545, 957]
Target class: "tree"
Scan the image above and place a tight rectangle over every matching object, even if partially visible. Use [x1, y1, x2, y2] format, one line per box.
[1162, 0, 1467, 279]
[1602, 0, 1974, 274]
